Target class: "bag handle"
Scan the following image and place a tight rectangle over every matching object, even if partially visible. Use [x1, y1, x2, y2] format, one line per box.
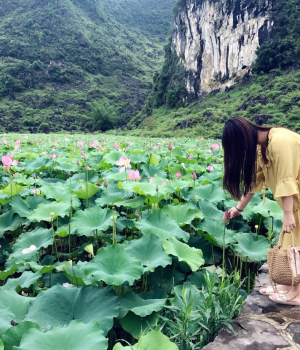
[278, 229, 297, 248]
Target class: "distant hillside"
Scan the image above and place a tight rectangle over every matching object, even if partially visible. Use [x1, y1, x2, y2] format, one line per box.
[0, 0, 175, 133]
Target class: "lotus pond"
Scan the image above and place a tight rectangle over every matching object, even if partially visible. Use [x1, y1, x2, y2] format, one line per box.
[0, 134, 283, 350]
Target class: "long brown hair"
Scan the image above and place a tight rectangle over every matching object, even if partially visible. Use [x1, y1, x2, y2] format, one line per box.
[222, 117, 272, 200]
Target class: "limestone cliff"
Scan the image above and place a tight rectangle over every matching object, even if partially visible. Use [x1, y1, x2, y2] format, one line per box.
[173, 0, 273, 98]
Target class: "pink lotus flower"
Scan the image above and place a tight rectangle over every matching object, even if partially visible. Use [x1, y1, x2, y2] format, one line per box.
[34, 140, 37, 144]
[127, 170, 141, 181]
[80, 150, 85, 156]
[32, 189, 41, 195]
[63, 283, 72, 288]
[162, 181, 167, 186]
[14, 145, 20, 151]
[113, 143, 119, 149]
[78, 141, 84, 147]
[206, 165, 214, 172]
[168, 142, 173, 151]
[2, 140, 8, 145]
[2, 156, 18, 166]
[222, 210, 231, 225]
[50, 154, 57, 159]
[8, 153, 13, 159]
[149, 177, 154, 183]
[116, 157, 132, 173]
[200, 137, 205, 141]
[104, 179, 108, 188]
[21, 245, 37, 254]
[15, 140, 20, 145]
[188, 155, 193, 159]
[175, 171, 182, 179]
[211, 143, 220, 151]
[87, 166, 91, 171]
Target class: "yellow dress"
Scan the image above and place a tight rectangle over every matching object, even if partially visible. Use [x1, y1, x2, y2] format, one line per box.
[250, 127, 300, 248]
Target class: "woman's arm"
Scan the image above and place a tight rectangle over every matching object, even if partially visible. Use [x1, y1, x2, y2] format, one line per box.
[228, 193, 254, 218]
[282, 195, 296, 233]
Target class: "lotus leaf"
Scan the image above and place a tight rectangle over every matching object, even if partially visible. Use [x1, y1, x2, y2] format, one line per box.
[15, 320, 107, 350]
[76, 182, 100, 199]
[120, 289, 167, 317]
[71, 207, 113, 236]
[198, 218, 236, 247]
[84, 244, 143, 285]
[3, 271, 42, 292]
[233, 232, 271, 261]
[28, 202, 70, 222]
[2, 183, 27, 197]
[25, 285, 119, 335]
[136, 211, 189, 242]
[0, 211, 25, 238]
[125, 234, 172, 272]
[252, 198, 284, 221]
[162, 204, 204, 225]
[163, 237, 204, 271]
[1, 322, 40, 350]
[120, 312, 159, 340]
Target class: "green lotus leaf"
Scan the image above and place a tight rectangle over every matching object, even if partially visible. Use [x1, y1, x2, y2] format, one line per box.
[120, 312, 159, 340]
[1, 183, 27, 197]
[233, 232, 271, 261]
[188, 236, 222, 264]
[129, 153, 149, 164]
[0, 289, 33, 336]
[24, 157, 51, 171]
[135, 211, 189, 242]
[25, 285, 119, 335]
[198, 171, 223, 184]
[1, 322, 40, 350]
[84, 244, 143, 285]
[125, 234, 172, 272]
[121, 182, 170, 197]
[149, 154, 159, 165]
[39, 184, 80, 208]
[119, 289, 167, 317]
[198, 218, 236, 247]
[197, 199, 223, 220]
[163, 237, 204, 271]
[9, 227, 53, 262]
[54, 162, 79, 172]
[0, 339, 3, 350]
[113, 331, 179, 350]
[71, 207, 113, 236]
[95, 182, 126, 206]
[0, 211, 25, 238]
[187, 183, 226, 203]
[28, 201, 70, 222]
[147, 265, 185, 290]
[25, 261, 56, 274]
[169, 179, 192, 191]
[15, 320, 107, 350]
[10, 195, 51, 218]
[3, 271, 42, 292]
[114, 195, 146, 209]
[141, 164, 167, 178]
[76, 182, 100, 199]
[162, 204, 204, 225]
[252, 198, 284, 221]
[186, 270, 219, 289]
[55, 261, 96, 286]
[102, 151, 126, 165]
[0, 266, 17, 281]
[0, 239, 9, 264]
[105, 170, 128, 182]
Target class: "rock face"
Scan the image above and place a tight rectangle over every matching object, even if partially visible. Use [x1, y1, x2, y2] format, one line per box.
[173, 0, 273, 98]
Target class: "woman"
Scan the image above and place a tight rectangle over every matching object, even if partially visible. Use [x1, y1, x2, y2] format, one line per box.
[222, 116, 300, 305]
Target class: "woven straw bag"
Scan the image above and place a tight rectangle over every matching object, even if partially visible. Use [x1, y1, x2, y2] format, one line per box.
[267, 231, 300, 289]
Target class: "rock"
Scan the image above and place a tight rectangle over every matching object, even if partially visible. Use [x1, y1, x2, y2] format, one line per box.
[255, 114, 273, 125]
[173, 118, 191, 131]
[202, 264, 300, 350]
[173, 0, 273, 98]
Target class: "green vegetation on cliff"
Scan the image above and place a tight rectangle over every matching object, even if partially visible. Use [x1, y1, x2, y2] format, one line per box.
[122, 68, 300, 138]
[0, 0, 175, 133]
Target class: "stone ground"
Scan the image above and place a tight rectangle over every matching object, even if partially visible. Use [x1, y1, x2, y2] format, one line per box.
[203, 264, 300, 350]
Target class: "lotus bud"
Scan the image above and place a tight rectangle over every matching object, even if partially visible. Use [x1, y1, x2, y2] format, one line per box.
[32, 173, 36, 179]
[195, 195, 199, 202]
[70, 196, 73, 202]
[67, 260, 72, 267]
[84, 244, 94, 257]
[104, 179, 108, 188]
[168, 141, 173, 151]
[222, 210, 230, 225]
[135, 210, 140, 218]
[87, 166, 91, 171]
[96, 181, 100, 186]
[77, 160, 80, 166]
[156, 185, 159, 192]
[67, 171, 71, 176]
[192, 171, 197, 181]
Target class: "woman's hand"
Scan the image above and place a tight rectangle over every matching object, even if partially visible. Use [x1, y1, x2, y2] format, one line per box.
[228, 207, 241, 219]
[283, 211, 296, 233]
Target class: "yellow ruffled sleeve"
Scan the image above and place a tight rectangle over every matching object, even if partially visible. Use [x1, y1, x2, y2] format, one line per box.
[270, 133, 300, 200]
[249, 158, 265, 193]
